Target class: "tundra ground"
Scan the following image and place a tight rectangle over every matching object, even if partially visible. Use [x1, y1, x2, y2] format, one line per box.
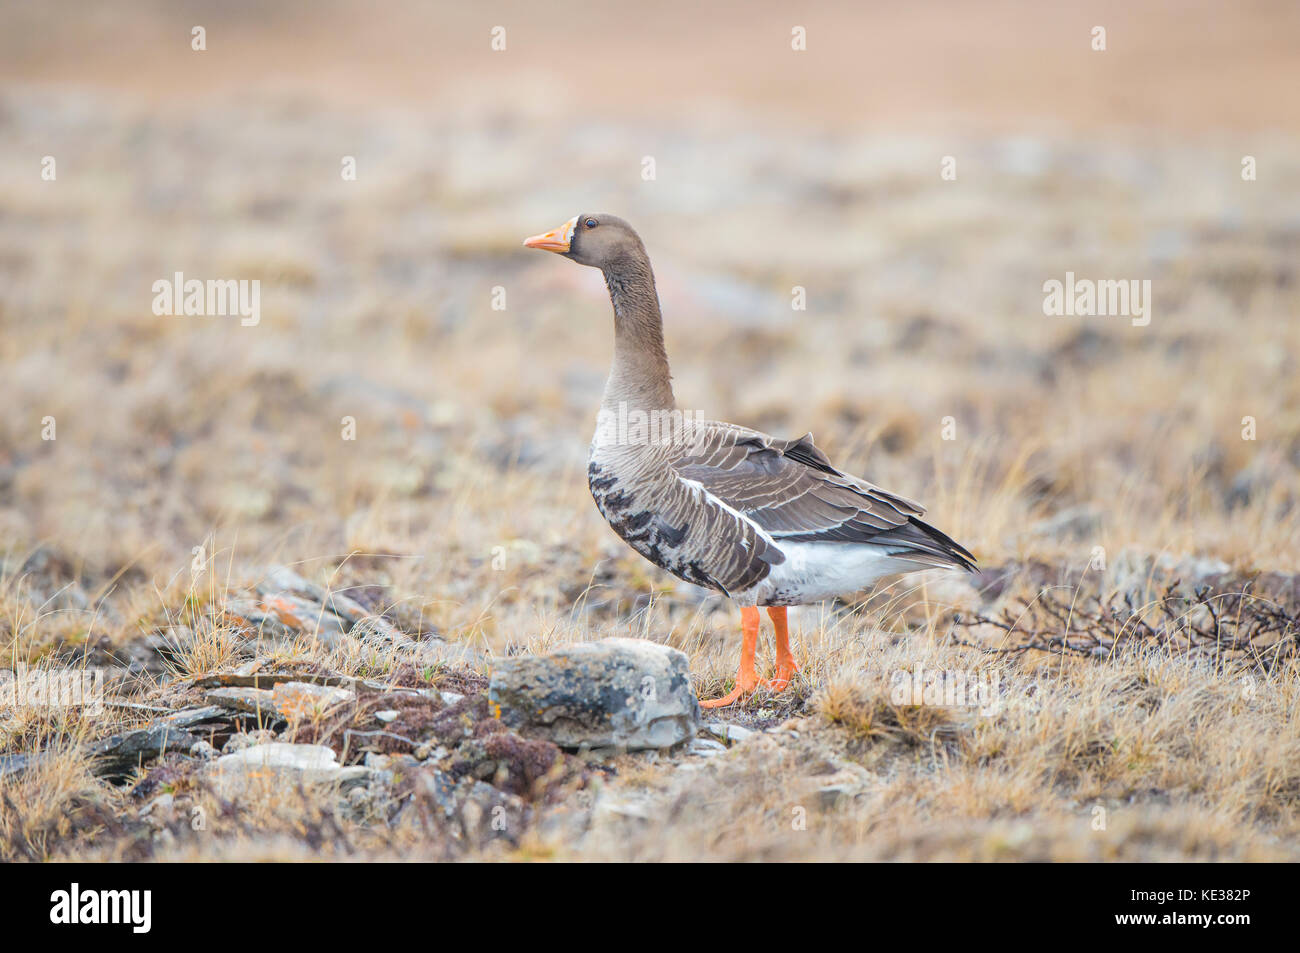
[1, 1, 1297, 862]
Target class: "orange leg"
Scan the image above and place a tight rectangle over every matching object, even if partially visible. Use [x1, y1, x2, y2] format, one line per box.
[767, 606, 800, 692]
[700, 606, 763, 709]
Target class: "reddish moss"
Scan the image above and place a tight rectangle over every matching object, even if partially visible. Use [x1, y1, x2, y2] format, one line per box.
[387, 662, 488, 695]
[428, 694, 494, 745]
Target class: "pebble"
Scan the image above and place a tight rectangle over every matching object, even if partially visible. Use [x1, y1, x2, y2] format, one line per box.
[702, 722, 754, 744]
[688, 737, 727, 757]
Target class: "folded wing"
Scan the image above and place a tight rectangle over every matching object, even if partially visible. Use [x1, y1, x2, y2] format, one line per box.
[675, 422, 976, 572]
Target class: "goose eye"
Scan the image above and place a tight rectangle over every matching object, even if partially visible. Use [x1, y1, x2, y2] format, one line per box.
[584, 218, 598, 228]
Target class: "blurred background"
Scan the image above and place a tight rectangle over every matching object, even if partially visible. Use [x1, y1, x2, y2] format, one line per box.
[0, 0, 1298, 648]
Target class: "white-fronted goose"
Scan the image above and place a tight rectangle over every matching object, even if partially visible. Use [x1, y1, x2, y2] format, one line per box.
[524, 214, 977, 707]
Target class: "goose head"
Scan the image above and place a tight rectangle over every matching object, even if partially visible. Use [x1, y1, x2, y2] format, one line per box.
[523, 214, 645, 269]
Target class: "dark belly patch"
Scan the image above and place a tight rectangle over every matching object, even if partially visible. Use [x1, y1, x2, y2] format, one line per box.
[587, 461, 719, 592]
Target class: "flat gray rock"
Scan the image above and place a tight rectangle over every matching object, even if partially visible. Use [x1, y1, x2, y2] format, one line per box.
[210, 742, 372, 795]
[205, 686, 280, 717]
[89, 723, 199, 776]
[489, 637, 700, 750]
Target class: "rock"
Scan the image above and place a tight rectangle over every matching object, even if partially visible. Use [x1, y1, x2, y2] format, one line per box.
[205, 686, 281, 718]
[688, 737, 727, 757]
[457, 779, 524, 842]
[210, 742, 372, 794]
[592, 791, 654, 822]
[702, 722, 754, 744]
[802, 763, 870, 809]
[219, 597, 301, 640]
[139, 793, 175, 824]
[196, 671, 362, 691]
[89, 723, 200, 776]
[271, 681, 354, 719]
[489, 637, 700, 750]
[221, 729, 276, 755]
[259, 565, 371, 626]
[161, 705, 231, 729]
[414, 768, 463, 818]
[0, 752, 44, 779]
[374, 709, 399, 723]
[413, 743, 447, 761]
[342, 770, 395, 823]
[817, 783, 859, 809]
[350, 614, 413, 651]
[321, 591, 372, 626]
[259, 593, 349, 643]
[220, 587, 351, 648]
[259, 565, 320, 598]
[409, 769, 525, 845]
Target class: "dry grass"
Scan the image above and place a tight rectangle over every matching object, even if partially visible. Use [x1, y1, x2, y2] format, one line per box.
[1, 2, 1298, 861]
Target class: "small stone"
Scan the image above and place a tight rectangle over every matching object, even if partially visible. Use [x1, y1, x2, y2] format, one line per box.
[335, 766, 374, 789]
[374, 709, 399, 723]
[593, 792, 653, 822]
[139, 792, 175, 820]
[702, 722, 754, 744]
[817, 783, 857, 809]
[576, 745, 625, 764]
[221, 731, 272, 754]
[346, 786, 372, 811]
[414, 768, 461, 818]
[161, 706, 230, 728]
[688, 737, 726, 757]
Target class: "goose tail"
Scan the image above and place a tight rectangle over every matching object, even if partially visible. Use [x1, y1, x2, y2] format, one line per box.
[875, 516, 978, 573]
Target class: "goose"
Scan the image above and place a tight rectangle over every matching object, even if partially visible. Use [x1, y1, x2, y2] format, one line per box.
[523, 214, 977, 708]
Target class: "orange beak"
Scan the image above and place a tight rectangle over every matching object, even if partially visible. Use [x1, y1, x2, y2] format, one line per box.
[523, 215, 577, 253]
